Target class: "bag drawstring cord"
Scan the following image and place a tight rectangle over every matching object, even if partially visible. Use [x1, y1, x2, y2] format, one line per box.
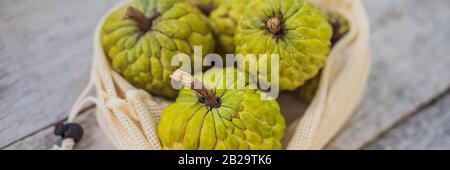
[51, 73, 100, 150]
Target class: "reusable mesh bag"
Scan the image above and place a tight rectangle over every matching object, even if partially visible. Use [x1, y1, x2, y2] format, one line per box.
[57, 0, 370, 150]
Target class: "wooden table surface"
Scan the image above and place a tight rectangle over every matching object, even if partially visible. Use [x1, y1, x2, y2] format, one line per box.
[1, 0, 449, 150]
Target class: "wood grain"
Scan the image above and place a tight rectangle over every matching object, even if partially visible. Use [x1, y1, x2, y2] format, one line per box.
[1, 0, 450, 150]
[0, 0, 121, 148]
[4, 109, 114, 150]
[325, 0, 450, 149]
[365, 91, 450, 150]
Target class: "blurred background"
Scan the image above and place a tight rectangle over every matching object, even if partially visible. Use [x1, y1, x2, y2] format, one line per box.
[0, 0, 449, 150]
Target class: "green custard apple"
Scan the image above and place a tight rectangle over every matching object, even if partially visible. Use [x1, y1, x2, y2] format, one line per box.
[101, 0, 215, 98]
[295, 12, 350, 102]
[209, 0, 249, 54]
[234, 0, 332, 91]
[158, 67, 286, 150]
[188, 0, 249, 54]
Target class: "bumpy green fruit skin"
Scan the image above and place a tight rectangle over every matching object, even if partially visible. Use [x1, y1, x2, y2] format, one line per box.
[296, 13, 350, 102]
[209, 0, 248, 54]
[328, 12, 350, 45]
[234, 0, 332, 91]
[188, 0, 249, 54]
[158, 68, 286, 150]
[101, 0, 215, 98]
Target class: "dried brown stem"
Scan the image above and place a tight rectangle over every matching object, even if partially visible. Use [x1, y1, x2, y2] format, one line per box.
[170, 70, 220, 108]
[123, 7, 160, 32]
[267, 16, 282, 35]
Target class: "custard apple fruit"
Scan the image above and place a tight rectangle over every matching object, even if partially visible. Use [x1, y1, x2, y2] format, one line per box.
[101, 0, 215, 98]
[234, 0, 332, 91]
[295, 13, 350, 102]
[158, 67, 286, 150]
[188, 0, 249, 54]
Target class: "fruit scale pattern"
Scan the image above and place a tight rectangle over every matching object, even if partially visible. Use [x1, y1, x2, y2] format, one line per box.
[158, 68, 286, 149]
[99, 0, 337, 150]
[235, 0, 332, 91]
[101, 0, 215, 98]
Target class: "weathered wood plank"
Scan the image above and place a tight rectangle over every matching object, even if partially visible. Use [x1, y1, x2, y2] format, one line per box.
[2, 0, 450, 150]
[4, 109, 114, 150]
[365, 91, 450, 150]
[326, 0, 450, 149]
[0, 0, 121, 147]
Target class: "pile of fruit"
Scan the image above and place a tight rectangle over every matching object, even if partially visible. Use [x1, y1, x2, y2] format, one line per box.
[100, 0, 349, 150]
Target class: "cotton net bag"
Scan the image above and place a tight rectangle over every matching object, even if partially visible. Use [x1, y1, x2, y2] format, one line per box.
[55, 0, 370, 150]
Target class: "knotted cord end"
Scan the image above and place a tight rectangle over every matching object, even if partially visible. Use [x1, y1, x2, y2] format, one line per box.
[53, 123, 84, 148]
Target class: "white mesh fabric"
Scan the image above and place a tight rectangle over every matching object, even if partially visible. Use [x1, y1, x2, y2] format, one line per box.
[65, 0, 370, 150]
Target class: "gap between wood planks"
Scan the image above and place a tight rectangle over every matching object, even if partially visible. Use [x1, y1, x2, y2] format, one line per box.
[360, 85, 450, 149]
[0, 104, 96, 149]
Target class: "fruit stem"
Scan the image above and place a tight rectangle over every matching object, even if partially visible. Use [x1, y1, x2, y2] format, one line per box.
[123, 7, 160, 32]
[170, 70, 220, 108]
[267, 16, 282, 35]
